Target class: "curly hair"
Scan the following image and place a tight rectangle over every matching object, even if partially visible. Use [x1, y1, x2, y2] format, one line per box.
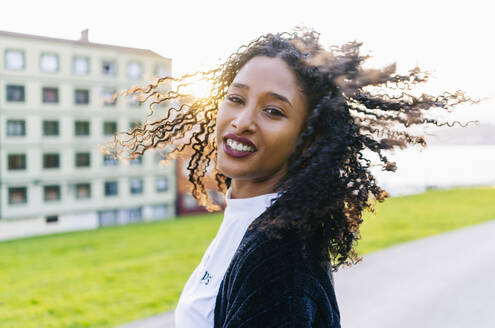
[100, 28, 476, 271]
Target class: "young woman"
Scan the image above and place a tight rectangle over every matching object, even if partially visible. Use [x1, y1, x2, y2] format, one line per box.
[104, 29, 473, 327]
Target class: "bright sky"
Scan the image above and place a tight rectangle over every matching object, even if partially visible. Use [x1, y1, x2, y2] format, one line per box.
[1, 0, 494, 123]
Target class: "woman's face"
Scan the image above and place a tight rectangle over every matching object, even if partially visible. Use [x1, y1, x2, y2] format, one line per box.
[216, 56, 308, 190]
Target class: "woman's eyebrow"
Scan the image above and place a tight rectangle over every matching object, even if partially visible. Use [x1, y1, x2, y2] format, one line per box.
[231, 83, 249, 89]
[231, 83, 293, 109]
[268, 92, 293, 109]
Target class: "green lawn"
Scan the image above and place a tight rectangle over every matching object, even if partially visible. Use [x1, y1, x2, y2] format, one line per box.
[0, 187, 494, 327]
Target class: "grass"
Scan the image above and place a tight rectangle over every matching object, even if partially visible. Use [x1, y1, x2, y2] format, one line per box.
[0, 186, 494, 327]
[357, 186, 495, 254]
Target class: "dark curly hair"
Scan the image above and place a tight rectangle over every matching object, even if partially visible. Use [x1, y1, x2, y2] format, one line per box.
[100, 28, 476, 271]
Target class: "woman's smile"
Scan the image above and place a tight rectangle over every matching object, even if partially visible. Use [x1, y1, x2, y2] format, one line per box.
[223, 133, 257, 157]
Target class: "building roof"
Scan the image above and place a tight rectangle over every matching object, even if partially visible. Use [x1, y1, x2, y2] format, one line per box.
[0, 29, 168, 59]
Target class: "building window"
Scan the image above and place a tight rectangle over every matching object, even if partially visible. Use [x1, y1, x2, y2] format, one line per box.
[130, 156, 142, 166]
[5, 50, 24, 70]
[129, 121, 141, 130]
[7, 120, 26, 136]
[9, 187, 27, 204]
[151, 204, 170, 220]
[46, 215, 58, 223]
[155, 153, 163, 165]
[183, 193, 198, 210]
[75, 121, 90, 136]
[128, 96, 142, 108]
[156, 177, 168, 192]
[44, 185, 61, 201]
[73, 57, 89, 75]
[75, 152, 90, 167]
[75, 89, 90, 104]
[102, 60, 116, 76]
[103, 154, 119, 167]
[43, 153, 60, 169]
[104, 181, 118, 196]
[6, 85, 25, 102]
[40, 53, 59, 73]
[154, 150, 169, 165]
[98, 209, 118, 226]
[75, 183, 91, 199]
[102, 88, 117, 106]
[155, 65, 168, 78]
[130, 178, 144, 194]
[123, 207, 143, 223]
[103, 121, 117, 136]
[127, 62, 142, 79]
[8, 154, 26, 170]
[43, 120, 59, 136]
[42, 87, 59, 104]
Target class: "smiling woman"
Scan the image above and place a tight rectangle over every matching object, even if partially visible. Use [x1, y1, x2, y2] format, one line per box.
[101, 28, 474, 327]
[216, 56, 309, 198]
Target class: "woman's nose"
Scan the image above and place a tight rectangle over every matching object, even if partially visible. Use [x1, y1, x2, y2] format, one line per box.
[231, 107, 256, 132]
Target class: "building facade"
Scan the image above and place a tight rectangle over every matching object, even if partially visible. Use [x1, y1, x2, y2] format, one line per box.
[0, 30, 175, 240]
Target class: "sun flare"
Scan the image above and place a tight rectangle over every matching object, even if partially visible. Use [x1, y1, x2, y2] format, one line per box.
[178, 77, 213, 99]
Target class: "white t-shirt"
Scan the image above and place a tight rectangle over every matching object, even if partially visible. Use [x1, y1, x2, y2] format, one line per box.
[174, 187, 280, 328]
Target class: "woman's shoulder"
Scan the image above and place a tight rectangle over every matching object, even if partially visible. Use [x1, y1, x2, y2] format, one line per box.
[225, 226, 332, 296]
[215, 227, 341, 327]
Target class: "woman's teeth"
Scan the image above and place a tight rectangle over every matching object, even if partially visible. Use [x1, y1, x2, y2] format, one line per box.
[226, 138, 256, 152]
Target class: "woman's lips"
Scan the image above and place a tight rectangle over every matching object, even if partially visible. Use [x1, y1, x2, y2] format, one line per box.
[223, 141, 257, 158]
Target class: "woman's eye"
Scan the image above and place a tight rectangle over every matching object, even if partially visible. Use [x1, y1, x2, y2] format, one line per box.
[227, 95, 243, 104]
[265, 108, 285, 117]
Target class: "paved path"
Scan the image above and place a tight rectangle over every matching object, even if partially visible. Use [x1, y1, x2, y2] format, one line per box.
[117, 311, 175, 328]
[334, 219, 495, 328]
[117, 219, 495, 328]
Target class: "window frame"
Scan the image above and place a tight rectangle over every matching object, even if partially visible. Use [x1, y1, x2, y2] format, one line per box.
[6, 119, 26, 137]
[104, 181, 119, 197]
[42, 120, 60, 136]
[103, 121, 117, 136]
[43, 153, 60, 169]
[156, 177, 169, 192]
[75, 152, 91, 168]
[102, 87, 117, 106]
[72, 56, 90, 75]
[75, 183, 91, 199]
[74, 121, 90, 136]
[127, 61, 143, 79]
[74, 88, 90, 105]
[42, 87, 59, 104]
[6, 84, 25, 102]
[44, 185, 61, 202]
[8, 153, 27, 170]
[101, 59, 117, 76]
[129, 178, 144, 194]
[154, 65, 168, 78]
[8, 187, 27, 205]
[5, 49, 25, 70]
[40, 53, 59, 73]
[103, 154, 119, 167]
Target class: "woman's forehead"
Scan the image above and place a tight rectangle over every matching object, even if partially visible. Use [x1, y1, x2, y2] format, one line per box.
[230, 56, 307, 109]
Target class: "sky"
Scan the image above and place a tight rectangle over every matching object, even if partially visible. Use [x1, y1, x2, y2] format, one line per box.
[1, 0, 494, 123]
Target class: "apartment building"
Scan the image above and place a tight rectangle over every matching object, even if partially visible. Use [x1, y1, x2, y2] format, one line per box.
[0, 29, 176, 240]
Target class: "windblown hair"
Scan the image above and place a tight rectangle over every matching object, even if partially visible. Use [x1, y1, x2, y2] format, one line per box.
[101, 28, 475, 271]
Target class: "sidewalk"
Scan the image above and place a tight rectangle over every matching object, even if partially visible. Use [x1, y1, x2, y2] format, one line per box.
[334, 219, 495, 328]
[117, 310, 175, 328]
[117, 219, 495, 328]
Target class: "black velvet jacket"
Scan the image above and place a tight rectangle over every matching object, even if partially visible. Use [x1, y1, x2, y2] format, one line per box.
[214, 221, 341, 328]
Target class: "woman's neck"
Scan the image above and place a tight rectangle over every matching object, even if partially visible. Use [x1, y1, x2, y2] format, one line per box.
[229, 178, 282, 199]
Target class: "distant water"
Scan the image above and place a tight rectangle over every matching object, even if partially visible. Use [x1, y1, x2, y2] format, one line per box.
[368, 145, 495, 196]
